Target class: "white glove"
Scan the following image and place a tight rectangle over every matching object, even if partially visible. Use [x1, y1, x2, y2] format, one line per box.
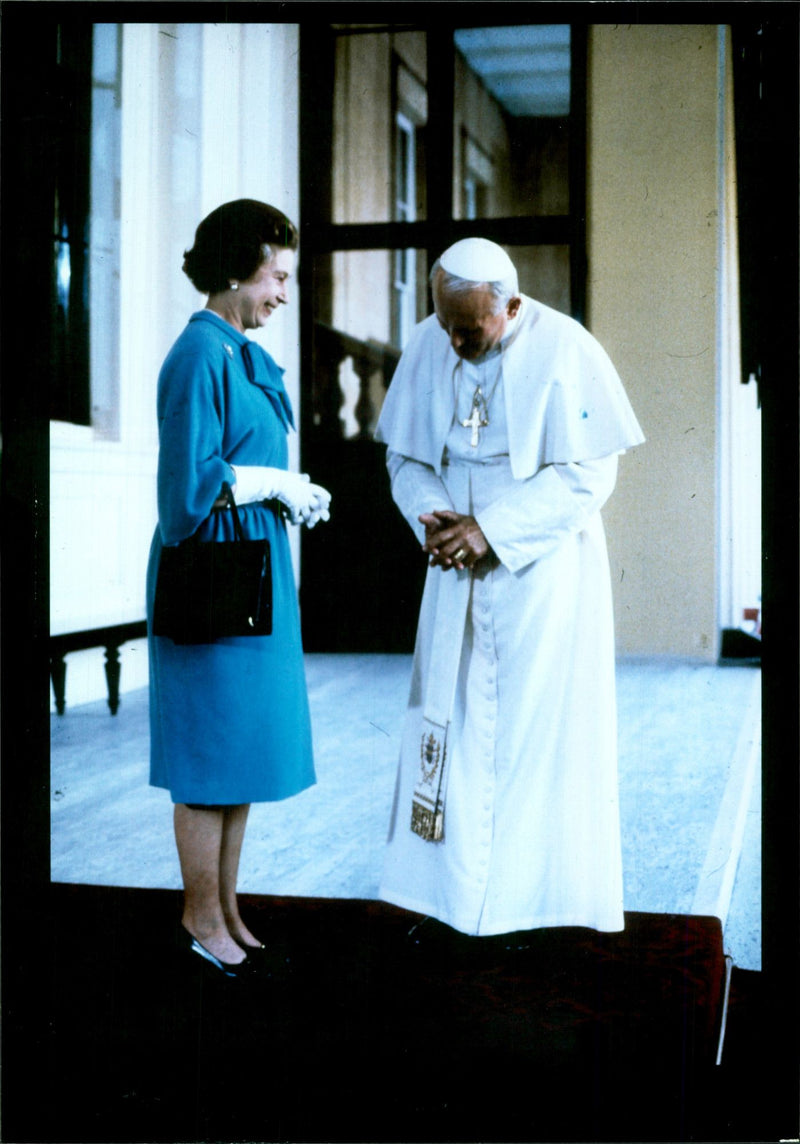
[230, 465, 331, 527]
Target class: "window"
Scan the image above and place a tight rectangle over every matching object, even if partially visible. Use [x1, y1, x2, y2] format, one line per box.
[89, 24, 122, 439]
[49, 24, 122, 436]
[299, 23, 586, 651]
[50, 24, 93, 425]
[460, 131, 492, 220]
[393, 111, 418, 348]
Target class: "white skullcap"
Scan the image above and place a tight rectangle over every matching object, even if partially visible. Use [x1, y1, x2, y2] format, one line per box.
[438, 237, 516, 284]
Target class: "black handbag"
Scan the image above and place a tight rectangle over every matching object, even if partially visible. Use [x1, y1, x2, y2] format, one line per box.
[152, 483, 272, 644]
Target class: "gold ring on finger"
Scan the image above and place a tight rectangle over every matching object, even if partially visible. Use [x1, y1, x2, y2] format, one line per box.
[453, 548, 467, 562]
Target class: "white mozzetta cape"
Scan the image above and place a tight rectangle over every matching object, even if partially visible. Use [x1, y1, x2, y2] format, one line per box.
[376, 295, 645, 476]
[375, 298, 645, 937]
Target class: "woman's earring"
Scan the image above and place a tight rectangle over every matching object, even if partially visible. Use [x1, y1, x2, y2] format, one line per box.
[230, 282, 239, 292]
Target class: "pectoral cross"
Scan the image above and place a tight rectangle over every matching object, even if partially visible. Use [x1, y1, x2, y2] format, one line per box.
[461, 387, 489, 447]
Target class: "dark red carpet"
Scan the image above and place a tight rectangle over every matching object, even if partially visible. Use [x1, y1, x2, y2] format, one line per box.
[8, 883, 786, 1142]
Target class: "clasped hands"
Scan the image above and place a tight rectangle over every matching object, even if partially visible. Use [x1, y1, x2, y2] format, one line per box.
[419, 510, 491, 570]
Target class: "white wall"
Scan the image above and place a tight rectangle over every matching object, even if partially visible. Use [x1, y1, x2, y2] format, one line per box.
[50, 22, 301, 711]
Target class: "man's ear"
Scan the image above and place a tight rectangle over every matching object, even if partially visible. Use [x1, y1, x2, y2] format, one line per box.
[507, 295, 522, 319]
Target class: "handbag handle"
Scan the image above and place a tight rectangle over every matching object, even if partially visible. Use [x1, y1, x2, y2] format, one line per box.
[221, 481, 246, 542]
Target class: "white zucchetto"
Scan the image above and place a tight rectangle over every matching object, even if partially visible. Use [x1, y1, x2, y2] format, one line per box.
[439, 237, 517, 285]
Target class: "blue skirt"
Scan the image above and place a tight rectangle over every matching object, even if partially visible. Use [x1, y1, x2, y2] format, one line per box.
[147, 502, 315, 805]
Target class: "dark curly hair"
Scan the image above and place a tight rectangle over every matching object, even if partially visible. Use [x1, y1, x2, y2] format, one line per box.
[182, 199, 299, 294]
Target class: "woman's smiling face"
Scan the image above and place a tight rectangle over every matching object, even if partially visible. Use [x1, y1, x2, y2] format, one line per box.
[228, 246, 296, 332]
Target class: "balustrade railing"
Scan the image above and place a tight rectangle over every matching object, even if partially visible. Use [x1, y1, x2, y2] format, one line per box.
[312, 323, 401, 439]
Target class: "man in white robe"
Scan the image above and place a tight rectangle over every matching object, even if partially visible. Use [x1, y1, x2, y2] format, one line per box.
[375, 238, 645, 937]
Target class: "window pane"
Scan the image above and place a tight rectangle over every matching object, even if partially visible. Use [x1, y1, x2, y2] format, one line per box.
[513, 244, 571, 314]
[50, 24, 92, 425]
[453, 25, 571, 219]
[89, 24, 122, 438]
[333, 30, 427, 224]
[310, 248, 428, 438]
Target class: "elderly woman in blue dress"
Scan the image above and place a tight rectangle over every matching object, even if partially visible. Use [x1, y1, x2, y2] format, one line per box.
[147, 200, 330, 978]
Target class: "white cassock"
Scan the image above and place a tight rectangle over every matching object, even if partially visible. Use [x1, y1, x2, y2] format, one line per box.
[375, 295, 646, 936]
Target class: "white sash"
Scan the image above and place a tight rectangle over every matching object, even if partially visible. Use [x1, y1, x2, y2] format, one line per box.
[410, 568, 471, 842]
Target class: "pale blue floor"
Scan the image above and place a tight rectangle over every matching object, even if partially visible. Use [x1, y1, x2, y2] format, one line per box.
[50, 654, 761, 969]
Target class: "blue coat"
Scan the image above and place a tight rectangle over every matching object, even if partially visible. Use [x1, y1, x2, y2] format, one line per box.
[146, 310, 315, 804]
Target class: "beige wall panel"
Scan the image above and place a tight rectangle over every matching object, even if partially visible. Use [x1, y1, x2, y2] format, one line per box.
[588, 24, 720, 659]
[393, 31, 426, 79]
[334, 36, 392, 224]
[516, 245, 571, 314]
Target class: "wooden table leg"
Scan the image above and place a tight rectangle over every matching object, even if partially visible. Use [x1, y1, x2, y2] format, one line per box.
[50, 654, 67, 715]
[104, 644, 122, 715]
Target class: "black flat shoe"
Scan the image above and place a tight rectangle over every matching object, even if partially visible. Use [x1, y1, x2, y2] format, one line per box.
[179, 926, 250, 978]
